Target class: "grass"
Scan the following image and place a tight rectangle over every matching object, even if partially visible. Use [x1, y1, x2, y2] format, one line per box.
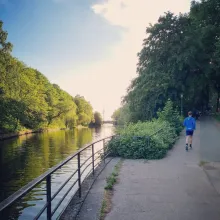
[100, 191, 112, 220]
[199, 160, 208, 167]
[105, 161, 122, 190]
[100, 160, 123, 220]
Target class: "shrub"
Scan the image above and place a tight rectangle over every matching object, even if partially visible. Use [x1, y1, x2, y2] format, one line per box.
[108, 120, 177, 159]
[157, 99, 183, 135]
[108, 100, 182, 160]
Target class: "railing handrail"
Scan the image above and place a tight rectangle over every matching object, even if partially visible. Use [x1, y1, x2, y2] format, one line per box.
[0, 134, 115, 212]
[0, 126, 163, 217]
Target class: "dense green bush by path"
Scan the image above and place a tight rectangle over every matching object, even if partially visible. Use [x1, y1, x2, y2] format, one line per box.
[108, 121, 176, 159]
[108, 100, 182, 159]
[157, 100, 184, 135]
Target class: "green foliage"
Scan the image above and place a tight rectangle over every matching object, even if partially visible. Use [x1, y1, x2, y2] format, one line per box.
[104, 160, 122, 190]
[199, 160, 208, 167]
[111, 109, 121, 122]
[123, 0, 220, 122]
[91, 111, 103, 126]
[100, 199, 107, 220]
[108, 101, 182, 159]
[0, 20, 94, 132]
[74, 95, 94, 126]
[111, 104, 130, 125]
[157, 100, 183, 134]
[0, 20, 13, 54]
[105, 175, 117, 190]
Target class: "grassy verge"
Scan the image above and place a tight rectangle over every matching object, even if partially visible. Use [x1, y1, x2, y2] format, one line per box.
[100, 160, 123, 220]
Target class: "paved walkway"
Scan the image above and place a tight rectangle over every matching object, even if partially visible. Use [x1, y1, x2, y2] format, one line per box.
[106, 119, 220, 220]
[75, 158, 120, 220]
[200, 117, 220, 162]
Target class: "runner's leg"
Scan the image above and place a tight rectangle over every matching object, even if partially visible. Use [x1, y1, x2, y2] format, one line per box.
[186, 133, 189, 151]
[189, 135, 193, 148]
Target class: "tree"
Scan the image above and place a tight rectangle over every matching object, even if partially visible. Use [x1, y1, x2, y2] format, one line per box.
[125, 13, 194, 120]
[0, 20, 95, 132]
[74, 95, 94, 126]
[0, 20, 13, 54]
[63, 109, 78, 129]
[111, 105, 130, 125]
[93, 111, 103, 126]
[124, 3, 220, 122]
[190, 0, 220, 112]
[0, 20, 13, 99]
[46, 84, 77, 126]
[111, 108, 121, 122]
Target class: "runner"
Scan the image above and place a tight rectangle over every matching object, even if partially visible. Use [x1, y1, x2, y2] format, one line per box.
[183, 111, 196, 151]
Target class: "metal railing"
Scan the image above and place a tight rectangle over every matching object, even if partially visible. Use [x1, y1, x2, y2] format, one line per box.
[0, 135, 116, 220]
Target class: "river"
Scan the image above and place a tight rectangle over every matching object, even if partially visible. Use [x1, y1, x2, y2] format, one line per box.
[0, 124, 114, 219]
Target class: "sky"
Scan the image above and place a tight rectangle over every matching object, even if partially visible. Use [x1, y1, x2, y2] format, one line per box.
[0, 0, 191, 120]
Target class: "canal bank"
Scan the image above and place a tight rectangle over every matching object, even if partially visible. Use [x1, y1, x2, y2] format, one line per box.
[0, 129, 40, 141]
[0, 125, 94, 141]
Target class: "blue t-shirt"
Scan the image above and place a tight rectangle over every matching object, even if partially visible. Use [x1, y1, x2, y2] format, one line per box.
[183, 116, 196, 131]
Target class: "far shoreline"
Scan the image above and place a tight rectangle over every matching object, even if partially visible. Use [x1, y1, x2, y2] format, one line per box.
[0, 125, 102, 141]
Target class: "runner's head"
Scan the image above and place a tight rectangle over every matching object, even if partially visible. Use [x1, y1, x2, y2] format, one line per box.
[188, 111, 192, 117]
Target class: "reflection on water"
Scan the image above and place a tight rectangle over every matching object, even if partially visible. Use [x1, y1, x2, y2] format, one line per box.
[0, 125, 114, 219]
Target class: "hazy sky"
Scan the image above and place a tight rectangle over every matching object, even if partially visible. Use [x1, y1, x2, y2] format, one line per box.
[0, 0, 191, 119]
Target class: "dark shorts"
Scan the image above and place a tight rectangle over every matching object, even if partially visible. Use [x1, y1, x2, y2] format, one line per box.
[186, 130, 194, 136]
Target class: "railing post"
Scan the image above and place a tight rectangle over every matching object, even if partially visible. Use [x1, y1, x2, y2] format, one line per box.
[77, 153, 81, 198]
[46, 175, 52, 220]
[103, 139, 105, 163]
[92, 144, 95, 176]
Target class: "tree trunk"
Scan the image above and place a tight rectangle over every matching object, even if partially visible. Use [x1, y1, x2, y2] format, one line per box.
[206, 84, 210, 110]
[216, 90, 220, 112]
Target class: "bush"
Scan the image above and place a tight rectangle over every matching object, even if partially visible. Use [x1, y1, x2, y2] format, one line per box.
[108, 100, 182, 160]
[157, 99, 183, 135]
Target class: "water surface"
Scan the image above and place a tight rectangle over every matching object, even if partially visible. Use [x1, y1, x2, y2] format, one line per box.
[0, 125, 114, 219]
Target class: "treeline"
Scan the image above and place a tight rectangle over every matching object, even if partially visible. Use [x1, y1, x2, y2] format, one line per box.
[113, 0, 220, 124]
[0, 21, 102, 133]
